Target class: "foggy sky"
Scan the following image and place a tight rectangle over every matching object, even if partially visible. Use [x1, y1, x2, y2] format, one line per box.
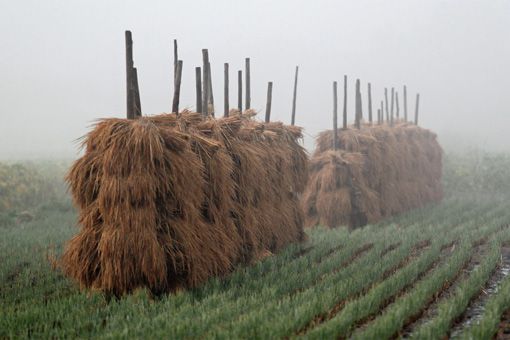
[1, 0, 509, 159]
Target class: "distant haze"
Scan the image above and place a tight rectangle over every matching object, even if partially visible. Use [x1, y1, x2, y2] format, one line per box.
[1, 0, 509, 159]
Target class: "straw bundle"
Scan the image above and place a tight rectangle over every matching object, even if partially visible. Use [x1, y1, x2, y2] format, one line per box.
[302, 122, 442, 229]
[62, 110, 307, 296]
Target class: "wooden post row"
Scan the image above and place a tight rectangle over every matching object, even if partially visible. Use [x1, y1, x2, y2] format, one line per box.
[126, 32, 419, 129]
[291, 66, 299, 126]
[333, 81, 339, 150]
[265, 82, 273, 123]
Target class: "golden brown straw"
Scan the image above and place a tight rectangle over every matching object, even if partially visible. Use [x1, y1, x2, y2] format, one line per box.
[301, 121, 442, 229]
[62, 110, 307, 296]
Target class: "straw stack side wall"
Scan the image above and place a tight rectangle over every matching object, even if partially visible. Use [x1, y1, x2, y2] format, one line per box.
[302, 122, 442, 229]
[62, 111, 307, 296]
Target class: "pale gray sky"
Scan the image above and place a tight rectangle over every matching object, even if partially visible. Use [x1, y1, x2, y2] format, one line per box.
[1, 0, 509, 159]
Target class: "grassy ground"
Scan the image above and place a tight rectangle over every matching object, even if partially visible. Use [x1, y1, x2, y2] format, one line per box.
[2, 153, 510, 339]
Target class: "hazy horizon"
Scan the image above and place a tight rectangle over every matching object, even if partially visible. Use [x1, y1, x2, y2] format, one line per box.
[1, 0, 509, 160]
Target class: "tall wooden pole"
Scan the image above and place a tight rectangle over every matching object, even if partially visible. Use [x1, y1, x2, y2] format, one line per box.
[207, 61, 214, 116]
[195, 67, 202, 113]
[291, 66, 299, 125]
[384, 88, 389, 123]
[133, 67, 141, 117]
[245, 58, 251, 110]
[203, 62, 210, 116]
[172, 60, 183, 113]
[390, 87, 395, 126]
[173, 39, 178, 83]
[380, 101, 384, 124]
[202, 49, 209, 116]
[396, 91, 400, 120]
[343, 75, 347, 129]
[368, 82, 373, 125]
[415, 93, 420, 125]
[265, 82, 273, 123]
[359, 81, 363, 123]
[355, 79, 361, 129]
[125, 31, 135, 119]
[333, 81, 339, 150]
[224, 63, 229, 117]
[403, 85, 408, 122]
[237, 70, 242, 112]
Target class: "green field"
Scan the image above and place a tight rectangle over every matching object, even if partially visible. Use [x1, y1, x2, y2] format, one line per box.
[2, 153, 510, 339]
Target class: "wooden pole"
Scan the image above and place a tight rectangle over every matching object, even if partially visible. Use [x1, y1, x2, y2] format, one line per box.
[195, 67, 202, 113]
[396, 91, 400, 120]
[265, 82, 273, 123]
[380, 101, 384, 124]
[237, 70, 242, 112]
[333, 81, 339, 150]
[125, 31, 135, 119]
[245, 58, 251, 110]
[403, 85, 408, 122]
[291, 66, 299, 125]
[390, 87, 395, 126]
[384, 88, 389, 123]
[355, 79, 361, 129]
[172, 60, 183, 113]
[224, 63, 229, 117]
[202, 49, 209, 116]
[377, 109, 381, 125]
[173, 39, 178, 83]
[368, 83, 373, 125]
[133, 67, 141, 117]
[415, 93, 420, 125]
[359, 81, 363, 123]
[207, 61, 214, 116]
[343, 75, 347, 129]
[203, 62, 210, 116]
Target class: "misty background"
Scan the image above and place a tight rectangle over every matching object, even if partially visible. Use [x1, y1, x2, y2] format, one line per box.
[1, 0, 509, 159]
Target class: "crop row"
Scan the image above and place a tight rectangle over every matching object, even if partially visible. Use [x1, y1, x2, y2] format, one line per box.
[455, 250, 510, 338]
[410, 237, 505, 338]
[351, 214, 510, 339]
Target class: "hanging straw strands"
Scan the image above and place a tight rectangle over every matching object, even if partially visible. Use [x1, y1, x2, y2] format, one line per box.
[63, 111, 308, 297]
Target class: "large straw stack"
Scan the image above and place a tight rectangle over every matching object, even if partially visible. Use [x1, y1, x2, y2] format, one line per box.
[302, 122, 442, 229]
[62, 110, 307, 296]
